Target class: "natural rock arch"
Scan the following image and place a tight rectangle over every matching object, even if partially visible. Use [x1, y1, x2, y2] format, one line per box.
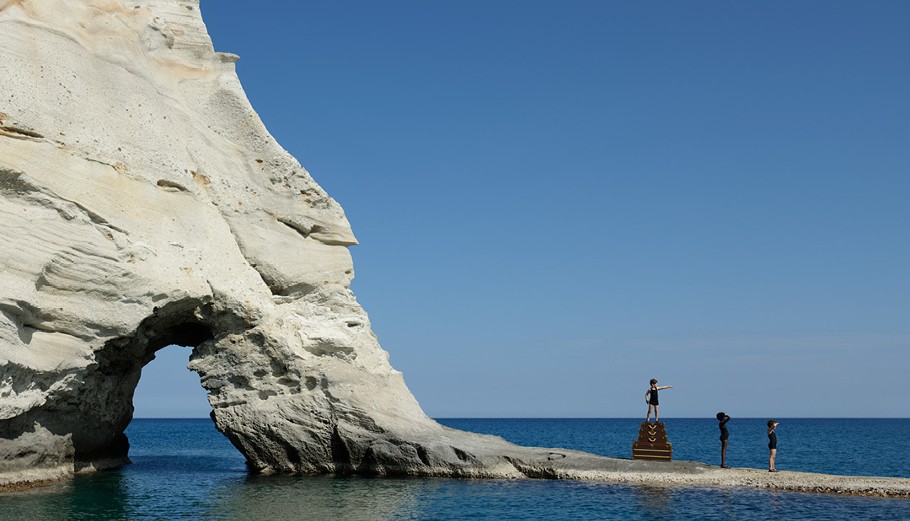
[4, 0, 910, 499]
[0, 298, 220, 474]
[78, 299, 218, 469]
[0, 0, 544, 482]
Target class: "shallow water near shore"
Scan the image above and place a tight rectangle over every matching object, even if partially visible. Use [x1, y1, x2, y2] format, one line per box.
[0, 418, 908, 520]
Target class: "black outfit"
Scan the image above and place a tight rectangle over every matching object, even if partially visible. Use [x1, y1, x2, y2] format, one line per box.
[648, 388, 659, 406]
[719, 416, 730, 441]
[768, 430, 777, 450]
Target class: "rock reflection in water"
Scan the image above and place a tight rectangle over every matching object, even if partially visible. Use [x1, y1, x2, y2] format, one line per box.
[206, 475, 423, 520]
[634, 485, 674, 519]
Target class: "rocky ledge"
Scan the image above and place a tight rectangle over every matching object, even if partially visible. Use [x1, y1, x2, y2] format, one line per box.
[0, 0, 907, 500]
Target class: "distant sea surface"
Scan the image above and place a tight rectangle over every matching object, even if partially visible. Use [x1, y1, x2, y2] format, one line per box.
[1, 418, 908, 520]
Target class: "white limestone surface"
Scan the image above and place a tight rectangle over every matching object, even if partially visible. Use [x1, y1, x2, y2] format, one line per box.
[1, 0, 909, 499]
[0, 0, 439, 482]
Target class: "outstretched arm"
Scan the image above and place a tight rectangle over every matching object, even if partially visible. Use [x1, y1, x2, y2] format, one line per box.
[659, 385, 673, 390]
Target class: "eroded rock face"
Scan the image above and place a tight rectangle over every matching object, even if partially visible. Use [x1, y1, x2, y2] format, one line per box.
[1, 0, 527, 484]
[3, 0, 603, 487]
[4, 2, 910, 500]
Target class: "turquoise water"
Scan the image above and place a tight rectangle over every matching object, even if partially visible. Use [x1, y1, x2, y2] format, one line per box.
[0, 418, 908, 520]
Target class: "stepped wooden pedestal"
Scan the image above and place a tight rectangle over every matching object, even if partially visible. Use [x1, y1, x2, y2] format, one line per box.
[632, 421, 672, 461]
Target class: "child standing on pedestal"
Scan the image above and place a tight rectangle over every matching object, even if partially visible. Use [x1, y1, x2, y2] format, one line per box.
[645, 378, 673, 422]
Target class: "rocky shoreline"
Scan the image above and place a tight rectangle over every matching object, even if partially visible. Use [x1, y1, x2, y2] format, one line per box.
[1, 2, 907, 501]
[3, 458, 909, 499]
[549, 460, 910, 499]
[452, 446, 910, 499]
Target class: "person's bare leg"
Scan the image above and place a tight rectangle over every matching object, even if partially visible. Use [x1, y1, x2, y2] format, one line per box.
[721, 439, 729, 468]
[769, 448, 777, 471]
[654, 405, 659, 422]
[646, 404, 653, 422]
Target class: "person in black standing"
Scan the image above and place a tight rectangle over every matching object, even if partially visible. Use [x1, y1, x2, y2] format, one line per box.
[645, 378, 673, 422]
[768, 419, 779, 472]
[716, 412, 731, 468]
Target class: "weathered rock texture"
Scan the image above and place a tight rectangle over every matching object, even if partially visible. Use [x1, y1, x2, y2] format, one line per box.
[0, 0, 580, 485]
[2, 0, 910, 499]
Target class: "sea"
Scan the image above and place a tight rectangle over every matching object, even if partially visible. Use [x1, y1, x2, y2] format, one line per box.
[1, 418, 908, 520]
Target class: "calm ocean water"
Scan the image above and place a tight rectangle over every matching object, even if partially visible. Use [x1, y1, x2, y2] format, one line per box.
[0, 418, 908, 520]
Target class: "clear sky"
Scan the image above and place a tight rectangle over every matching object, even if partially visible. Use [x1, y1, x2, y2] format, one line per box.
[134, 1, 910, 419]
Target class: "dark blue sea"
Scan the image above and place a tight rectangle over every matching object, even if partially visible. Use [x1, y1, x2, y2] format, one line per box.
[1, 418, 908, 520]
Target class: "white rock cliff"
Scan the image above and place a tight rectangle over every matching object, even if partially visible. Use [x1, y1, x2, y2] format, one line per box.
[2, 0, 910, 499]
[0, 0, 560, 484]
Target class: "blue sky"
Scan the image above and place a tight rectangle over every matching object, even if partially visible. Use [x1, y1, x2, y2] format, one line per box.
[135, 1, 909, 418]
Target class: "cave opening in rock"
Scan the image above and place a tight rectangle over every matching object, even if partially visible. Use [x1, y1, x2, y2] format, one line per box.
[119, 340, 248, 473]
[69, 301, 238, 471]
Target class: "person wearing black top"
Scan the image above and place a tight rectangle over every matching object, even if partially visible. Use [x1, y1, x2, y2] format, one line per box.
[716, 412, 731, 468]
[767, 419, 779, 472]
[645, 378, 673, 422]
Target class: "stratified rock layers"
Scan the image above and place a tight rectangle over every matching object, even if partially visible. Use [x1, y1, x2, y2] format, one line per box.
[0, 0, 509, 482]
[3, 0, 612, 487]
[3, 1, 910, 500]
